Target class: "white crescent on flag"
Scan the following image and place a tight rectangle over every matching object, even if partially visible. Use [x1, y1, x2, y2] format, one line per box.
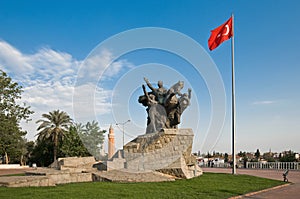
[223, 25, 230, 36]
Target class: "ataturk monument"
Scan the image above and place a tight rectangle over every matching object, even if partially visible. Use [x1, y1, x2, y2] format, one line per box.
[120, 77, 202, 179]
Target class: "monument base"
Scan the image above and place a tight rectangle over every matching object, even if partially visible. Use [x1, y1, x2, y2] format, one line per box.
[123, 128, 202, 179]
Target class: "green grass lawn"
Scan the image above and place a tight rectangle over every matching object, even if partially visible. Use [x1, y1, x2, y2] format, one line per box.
[0, 173, 286, 199]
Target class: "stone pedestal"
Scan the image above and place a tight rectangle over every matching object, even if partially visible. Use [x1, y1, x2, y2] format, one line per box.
[123, 128, 202, 179]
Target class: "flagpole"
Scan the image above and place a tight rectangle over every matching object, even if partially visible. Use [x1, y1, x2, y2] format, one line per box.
[231, 13, 236, 175]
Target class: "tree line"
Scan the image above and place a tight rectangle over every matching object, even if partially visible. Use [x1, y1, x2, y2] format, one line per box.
[0, 70, 106, 166]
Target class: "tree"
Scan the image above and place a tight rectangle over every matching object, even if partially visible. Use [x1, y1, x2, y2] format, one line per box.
[238, 151, 246, 157]
[0, 70, 33, 163]
[78, 121, 105, 160]
[263, 152, 275, 162]
[280, 150, 296, 162]
[23, 140, 35, 165]
[30, 137, 55, 167]
[255, 149, 261, 160]
[60, 125, 91, 157]
[224, 153, 229, 163]
[36, 110, 72, 163]
[237, 151, 248, 168]
[205, 151, 212, 158]
[33, 118, 105, 166]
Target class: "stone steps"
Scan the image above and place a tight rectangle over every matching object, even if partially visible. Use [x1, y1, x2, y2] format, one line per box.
[92, 169, 176, 182]
[0, 168, 94, 187]
[25, 168, 93, 185]
[0, 176, 55, 187]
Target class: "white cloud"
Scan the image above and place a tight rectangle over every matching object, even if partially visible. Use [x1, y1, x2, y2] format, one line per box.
[0, 40, 131, 140]
[252, 100, 276, 105]
[0, 40, 33, 74]
[77, 49, 133, 83]
[0, 40, 80, 85]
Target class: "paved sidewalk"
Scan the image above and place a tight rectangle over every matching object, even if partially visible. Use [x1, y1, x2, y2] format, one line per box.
[203, 168, 300, 199]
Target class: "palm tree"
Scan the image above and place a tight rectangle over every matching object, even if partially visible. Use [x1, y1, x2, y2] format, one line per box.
[36, 110, 72, 163]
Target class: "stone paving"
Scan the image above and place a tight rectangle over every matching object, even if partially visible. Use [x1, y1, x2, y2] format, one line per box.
[203, 168, 300, 199]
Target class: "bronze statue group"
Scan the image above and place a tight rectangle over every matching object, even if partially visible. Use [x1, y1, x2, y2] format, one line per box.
[139, 77, 191, 134]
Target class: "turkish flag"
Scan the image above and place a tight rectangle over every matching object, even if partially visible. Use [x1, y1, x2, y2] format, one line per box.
[208, 17, 233, 51]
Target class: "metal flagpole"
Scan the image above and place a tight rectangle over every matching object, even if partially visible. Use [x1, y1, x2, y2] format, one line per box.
[231, 13, 237, 175]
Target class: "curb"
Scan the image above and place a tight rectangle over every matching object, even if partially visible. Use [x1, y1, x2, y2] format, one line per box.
[228, 183, 291, 199]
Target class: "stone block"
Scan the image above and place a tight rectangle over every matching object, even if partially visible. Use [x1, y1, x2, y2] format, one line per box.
[123, 128, 202, 179]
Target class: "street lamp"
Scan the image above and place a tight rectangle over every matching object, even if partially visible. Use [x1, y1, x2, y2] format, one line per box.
[116, 119, 131, 149]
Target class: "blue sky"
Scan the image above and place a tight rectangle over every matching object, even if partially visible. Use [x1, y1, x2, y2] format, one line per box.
[0, 0, 299, 154]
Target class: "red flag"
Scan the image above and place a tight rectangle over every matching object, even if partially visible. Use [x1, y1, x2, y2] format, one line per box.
[208, 17, 233, 51]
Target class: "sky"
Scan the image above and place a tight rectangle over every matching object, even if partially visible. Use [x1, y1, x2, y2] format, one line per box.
[0, 0, 299, 155]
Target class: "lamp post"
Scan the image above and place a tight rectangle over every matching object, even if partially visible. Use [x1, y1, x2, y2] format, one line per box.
[116, 119, 130, 149]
